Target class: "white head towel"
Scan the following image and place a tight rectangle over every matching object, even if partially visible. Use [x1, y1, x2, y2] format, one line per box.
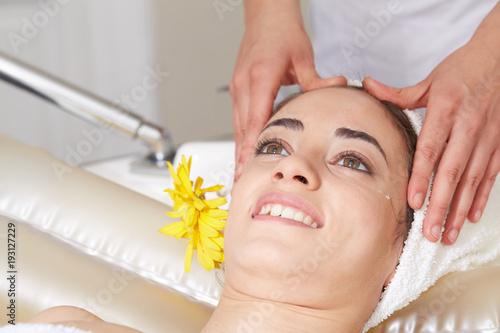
[0, 323, 91, 333]
[362, 107, 500, 331]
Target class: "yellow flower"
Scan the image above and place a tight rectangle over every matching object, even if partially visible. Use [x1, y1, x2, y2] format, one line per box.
[159, 155, 227, 273]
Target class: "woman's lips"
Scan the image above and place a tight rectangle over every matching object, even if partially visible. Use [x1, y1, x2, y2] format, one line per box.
[252, 191, 324, 228]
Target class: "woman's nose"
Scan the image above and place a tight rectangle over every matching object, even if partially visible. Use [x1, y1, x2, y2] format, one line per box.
[272, 155, 321, 190]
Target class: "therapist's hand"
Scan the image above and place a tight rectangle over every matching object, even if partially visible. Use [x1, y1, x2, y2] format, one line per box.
[364, 37, 500, 245]
[231, 1, 346, 181]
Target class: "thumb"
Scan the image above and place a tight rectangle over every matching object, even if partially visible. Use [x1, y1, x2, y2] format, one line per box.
[234, 139, 254, 183]
[363, 76, 429, 110]
[294, 61, 347, 91]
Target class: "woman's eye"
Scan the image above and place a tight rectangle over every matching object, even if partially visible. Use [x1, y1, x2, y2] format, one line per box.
[337, 157, 368, 172]
[260, 144, 289, 156]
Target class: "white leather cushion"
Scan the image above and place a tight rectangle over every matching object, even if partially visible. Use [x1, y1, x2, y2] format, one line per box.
[0, 133, 221, 306]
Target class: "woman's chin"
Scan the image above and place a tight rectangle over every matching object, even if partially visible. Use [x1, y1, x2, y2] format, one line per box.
[227, 239, 291, 274]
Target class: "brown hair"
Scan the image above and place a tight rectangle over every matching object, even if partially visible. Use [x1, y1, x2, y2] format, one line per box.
[271, 85, 418, 237]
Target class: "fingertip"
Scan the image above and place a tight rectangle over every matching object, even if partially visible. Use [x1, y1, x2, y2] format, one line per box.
[235, 145, 253, 180]
[407, 175, 430, 209]
[234, 144, 241, 166]
[233, 172, 241, 184]
[329, 75, 347, 86]
[362, 76, 372, 85]
[469, 209, 482, 223]
[424, 231, 439, 243]
[423, 223, 442, 242]
[235, 161, 243, 176]
[295, 65, 323, 90]
[443, 228, 459, 245]
[363, 76, 385, 89]
[233, 160, 244, 184]
[412, 192, 425, 210]
[312, 78, 334, 90]
[431, 224, 442, 240]
[307, 75, 347, 90]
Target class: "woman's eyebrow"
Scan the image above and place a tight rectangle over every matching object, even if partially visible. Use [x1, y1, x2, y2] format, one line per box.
[334, 127, 388, 164]
[261, 118, 304, 133]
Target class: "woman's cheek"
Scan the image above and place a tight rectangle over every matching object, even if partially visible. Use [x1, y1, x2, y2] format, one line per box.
[325, 177, 395, 241]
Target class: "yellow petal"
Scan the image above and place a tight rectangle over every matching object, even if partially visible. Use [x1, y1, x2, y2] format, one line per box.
[164, 188, 177, 196]
[181, 155, 192, 173]
[159, 221, 186, 238]
[178, 162, 189, 181]
[185, 206, 199, 228]
[199, 184, 224, 194]
[204, 197, 227, 209]
[194, 177, 204, 194]
[183, 228, 194, 239]
[178, 226, 194, 238]
[199, 221, 219, 237]
[200, 233, 222, 251]
[173, 184, 187, 196]
[192, 229, 200, 249]
[193, 197, 206, 211]
[165, 190, 182, 203]
[197, 247, 215, 272]
[167, 161, 181, 185]
[178, 169, 194, 197]
[199, 212, 226, 230]
[205, 208, 228, 219]
[205, 246, 224, 262]
[177, 203, 191, 215]
[211, 233, 224, 249]
[207, 250, 224, 263]
[166, 211, 182, 218]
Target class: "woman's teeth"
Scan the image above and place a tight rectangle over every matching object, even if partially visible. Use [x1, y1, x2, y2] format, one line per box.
[259, 204, 318, 228]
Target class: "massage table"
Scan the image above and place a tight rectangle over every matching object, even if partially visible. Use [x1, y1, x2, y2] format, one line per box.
[0, 132, 499, 332]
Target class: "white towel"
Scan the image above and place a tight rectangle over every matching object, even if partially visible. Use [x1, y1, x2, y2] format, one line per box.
[362, 109, 500, 331]
[0, 324, 91, 333]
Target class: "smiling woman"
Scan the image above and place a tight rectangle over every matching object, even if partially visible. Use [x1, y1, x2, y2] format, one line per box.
[208, 85, 419, 332]
[19, 85, 418, 333]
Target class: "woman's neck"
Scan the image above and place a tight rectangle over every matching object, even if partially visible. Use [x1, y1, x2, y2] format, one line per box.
[201, 288, 364, 333]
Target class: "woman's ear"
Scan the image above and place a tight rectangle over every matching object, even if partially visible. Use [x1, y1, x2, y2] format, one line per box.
[383, 264, 398, 288]
[384, 245, 403, 288]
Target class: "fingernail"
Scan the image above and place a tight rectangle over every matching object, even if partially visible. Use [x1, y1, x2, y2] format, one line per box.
[431, 225, 441, 240]
[474, 210, 482, 222]
[413, 192, 425, 208]
[447, 229, 458, 244]
[235, 162, 243, 177]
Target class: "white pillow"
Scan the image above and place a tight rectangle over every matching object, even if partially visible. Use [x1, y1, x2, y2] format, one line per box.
[0, 133, 222, 306]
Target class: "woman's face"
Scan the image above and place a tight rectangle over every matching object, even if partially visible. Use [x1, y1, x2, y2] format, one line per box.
[225, 87, 409, 316]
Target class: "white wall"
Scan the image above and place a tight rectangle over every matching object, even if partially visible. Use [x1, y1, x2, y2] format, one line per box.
[0, 0, 160, 163]
[155, 1, 312, 145]
[0, 0, 312, 163]
[155, 0, 244, 145]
